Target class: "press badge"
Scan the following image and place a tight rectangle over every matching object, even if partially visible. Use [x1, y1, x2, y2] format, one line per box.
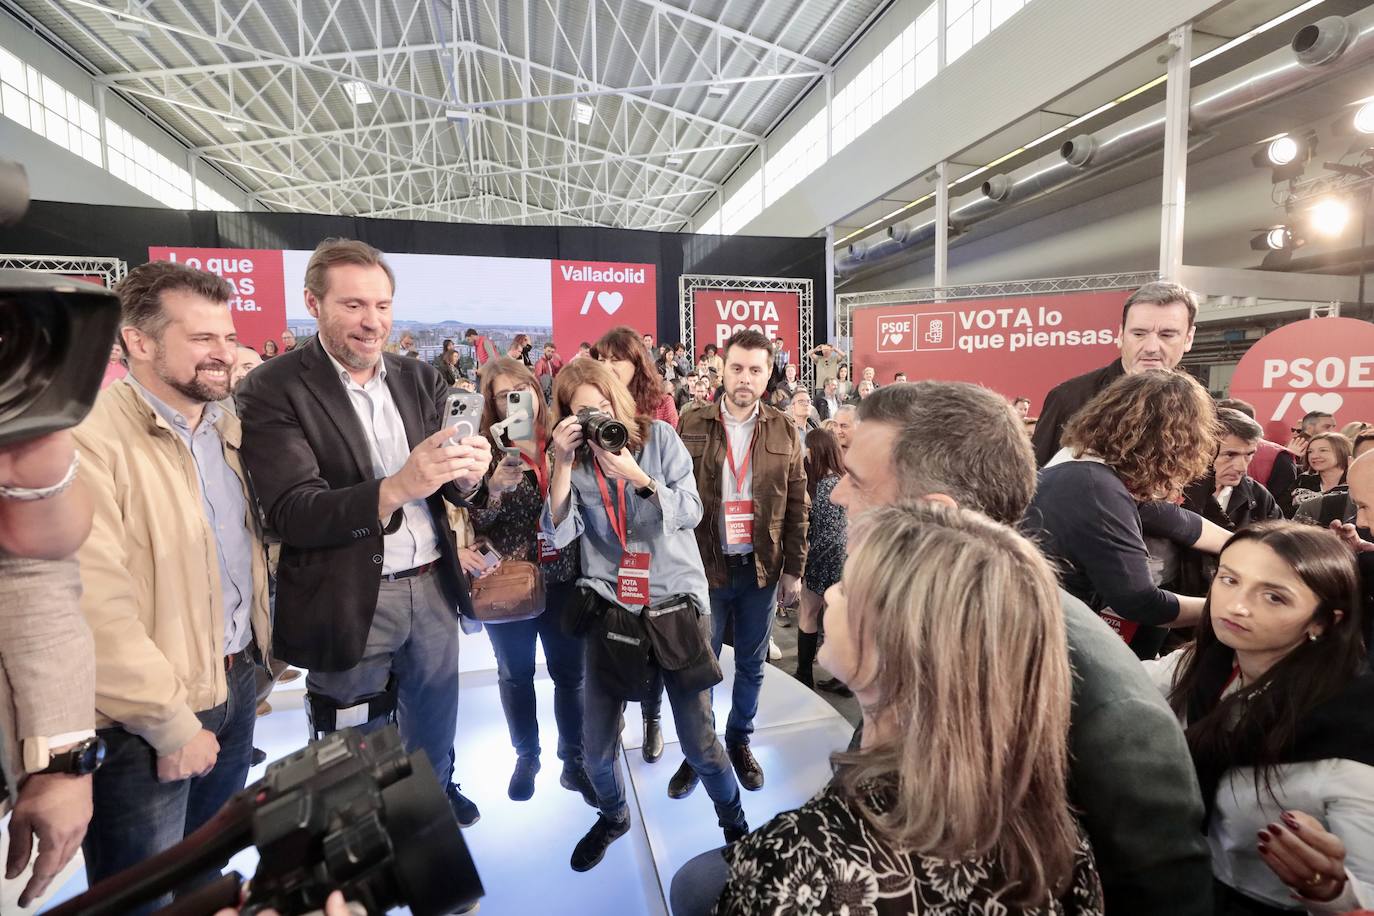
[723, 499, 754, 546]
[617, 551, 651, 606]
[537, 532, 561, 564]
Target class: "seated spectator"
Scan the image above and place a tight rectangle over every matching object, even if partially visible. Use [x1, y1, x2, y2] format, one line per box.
[700, 502, 1103, 915]
[260, 339, 278, 359]
[892, 371, 907, 383]
[785, 388, 817, 445]
[848, 379, 875, 405]
[1144, 521, 1373, 914]
[1024, 371, 1229, 659]
[834, 363, 853, 400]
[769, 363, 802, 409]
[436, 348, 462, 387]
[793, 428, 846, 690]
[1291, 433, 1352, 517]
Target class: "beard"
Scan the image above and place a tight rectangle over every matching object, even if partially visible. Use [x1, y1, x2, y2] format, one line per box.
[319, 322, 380, 371]
[154, 351, 230, 403]
[729, 385, 761, 408]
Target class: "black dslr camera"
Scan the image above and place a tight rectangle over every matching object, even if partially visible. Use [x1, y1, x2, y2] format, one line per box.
[50, 726, 484, 916]
[0, 159, 122, 447]
[576, 407, 629, 452]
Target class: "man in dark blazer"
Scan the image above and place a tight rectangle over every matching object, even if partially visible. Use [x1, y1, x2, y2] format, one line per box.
[236, 239, 491, 828]
[813, 377, 842, 422]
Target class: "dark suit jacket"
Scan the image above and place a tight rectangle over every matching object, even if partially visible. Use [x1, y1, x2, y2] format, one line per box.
[236, 338, 482, 672]
[1031, 359, 1126, 467]
[813, 394, 842, 422]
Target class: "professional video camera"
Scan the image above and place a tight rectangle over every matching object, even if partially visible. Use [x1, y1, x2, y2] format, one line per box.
[50, 725, 484, 916]
[576, 407, 629, 452]
[0, 158, 122, 447]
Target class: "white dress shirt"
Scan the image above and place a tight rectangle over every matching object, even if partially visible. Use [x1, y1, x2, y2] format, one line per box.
[325, 350, 441, 575]
[719, 400, 760, 556]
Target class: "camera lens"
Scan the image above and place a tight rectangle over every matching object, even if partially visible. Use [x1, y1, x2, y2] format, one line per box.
[0, 291, 66, 428]
[579, 409, 629, 452]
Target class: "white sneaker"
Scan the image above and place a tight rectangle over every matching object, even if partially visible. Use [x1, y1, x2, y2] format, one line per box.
[768, 639, 782, 661]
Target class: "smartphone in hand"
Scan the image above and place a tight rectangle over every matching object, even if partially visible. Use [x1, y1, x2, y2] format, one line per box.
[444, 392, 484, 445]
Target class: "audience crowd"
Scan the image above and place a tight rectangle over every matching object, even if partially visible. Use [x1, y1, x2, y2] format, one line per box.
[5, 253, 1372, 916]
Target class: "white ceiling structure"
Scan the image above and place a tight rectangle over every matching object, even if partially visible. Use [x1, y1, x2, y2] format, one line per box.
[3, 0, 889, 229]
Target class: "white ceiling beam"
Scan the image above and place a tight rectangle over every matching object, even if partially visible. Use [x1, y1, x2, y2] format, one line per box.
[620, 0, 828, 68]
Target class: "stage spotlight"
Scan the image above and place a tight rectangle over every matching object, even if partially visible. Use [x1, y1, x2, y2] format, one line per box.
[1309, 197, 1351, 237]
[1251, 132, 1314, 181]
[1355, 99, 1374, 135]
[1250, 226, 1298, 251]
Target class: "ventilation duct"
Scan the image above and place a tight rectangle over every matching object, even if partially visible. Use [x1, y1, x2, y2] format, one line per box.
[836, 8, 1374, 278]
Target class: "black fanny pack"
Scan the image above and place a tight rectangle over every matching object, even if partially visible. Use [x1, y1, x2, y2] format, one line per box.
[573, 588, 721, 701]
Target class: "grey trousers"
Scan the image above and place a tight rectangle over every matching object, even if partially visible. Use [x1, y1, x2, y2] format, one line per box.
[306, 568, 462, 785]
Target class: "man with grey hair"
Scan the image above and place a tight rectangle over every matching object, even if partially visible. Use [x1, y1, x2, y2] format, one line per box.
[1032, 281, 1199, 466]
[834, 382, 1212, 916]
[1183, 408, 1282, 531]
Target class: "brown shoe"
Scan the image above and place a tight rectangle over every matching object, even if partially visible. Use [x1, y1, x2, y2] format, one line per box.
[256, 701, 271, 717]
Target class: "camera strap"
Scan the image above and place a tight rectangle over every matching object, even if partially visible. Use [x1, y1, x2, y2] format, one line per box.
[523, 436, 560, 563]
[594, 464, 650, 606]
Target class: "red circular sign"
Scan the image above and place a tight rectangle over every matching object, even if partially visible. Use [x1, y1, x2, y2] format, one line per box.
[1230, 317, 1374, 442]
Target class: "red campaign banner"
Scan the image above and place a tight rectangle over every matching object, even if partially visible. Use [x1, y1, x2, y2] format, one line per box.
[550, 260, 657, 356]
[851, 290, 1127, 408]
[1229, 317, 1374, 443]
[691, 288, 801, 358]
[148, 247, 287, 352]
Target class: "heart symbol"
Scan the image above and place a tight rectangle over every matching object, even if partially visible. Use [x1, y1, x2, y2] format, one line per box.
[888, 332, 903, 345]
[597, 291, 624, 315]
[1300, 391, 1344, 414]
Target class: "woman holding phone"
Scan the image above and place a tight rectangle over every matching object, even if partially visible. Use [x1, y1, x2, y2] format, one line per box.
[465, 358, 595, 806]
[542, 358, 747, 873]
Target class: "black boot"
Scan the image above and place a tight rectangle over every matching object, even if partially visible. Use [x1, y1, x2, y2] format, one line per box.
[642, 715, 664, 763]
[795, 630, 818, 689]
[570, 814, 631, 872]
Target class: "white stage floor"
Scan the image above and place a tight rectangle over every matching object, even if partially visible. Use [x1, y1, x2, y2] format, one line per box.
[39, 627, 852, 915]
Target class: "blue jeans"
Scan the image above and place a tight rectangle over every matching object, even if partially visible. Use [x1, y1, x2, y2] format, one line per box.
[582, 639, 745, 831]
[670, 847, 730, 916]
[485, 581, 584, 766]
[710, 566, 778, 747]
[83, 654, 258, 914]
[306, 569, 461, 786]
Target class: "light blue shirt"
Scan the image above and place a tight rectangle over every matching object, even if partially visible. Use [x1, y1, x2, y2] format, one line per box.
[129, 378, 255, 654]
[541, 420, 711, 616]
[323, 350, 441, 575]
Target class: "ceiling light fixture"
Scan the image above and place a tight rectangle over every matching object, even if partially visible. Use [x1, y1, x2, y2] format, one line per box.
[706, 85, 730, 98]
[343, 81, 375, 105]
[1249, 226, 1299, 251]
[1250, 131, 1313, 182]
[1309, 197, 1351, 237]
[574, 102, 594, 125]
[1354, 99, 1374, 135]
[666, 156, 685, 166]
[224, 121, 247, 133]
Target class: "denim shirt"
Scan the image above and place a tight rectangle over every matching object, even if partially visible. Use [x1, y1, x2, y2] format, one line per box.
[541, 420, 710, 616]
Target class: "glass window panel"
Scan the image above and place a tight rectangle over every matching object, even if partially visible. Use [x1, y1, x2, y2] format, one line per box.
[26, 66, 41, 99]
[82, 133, 101, 164]
[947, 0, 974, 15]
[0, 48, 22, 89]
[80, 102, 98, 134]
[41, 76, 61, 112]
[915, 5, 938, 47]
[973, 0, 992, 41]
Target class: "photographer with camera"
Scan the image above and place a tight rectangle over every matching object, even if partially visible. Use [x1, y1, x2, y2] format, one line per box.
[68, 261, 272, 912]
[465, 358, 596, 806]
[236, 239, 491, 832]
[542, 359, 747, 872]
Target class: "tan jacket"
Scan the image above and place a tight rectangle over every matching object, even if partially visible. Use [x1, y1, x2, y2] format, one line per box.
[72, 381, 271, 755]
[677, 401, 809, 590]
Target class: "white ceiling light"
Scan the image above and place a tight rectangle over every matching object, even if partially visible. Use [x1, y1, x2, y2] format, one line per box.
[1266, 135, 1300, 166]
[574, 102, 594, 125]
[343, 81, 375, 105]
[224, 121, 247, 133]
[666, 156, 685, 166]
[706, 85, 730, 98]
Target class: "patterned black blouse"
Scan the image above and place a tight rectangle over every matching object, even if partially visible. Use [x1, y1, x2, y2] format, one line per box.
[803, 475, 846, 595]
[469, 455, 579, 585]
[714, 782, 1104, 916]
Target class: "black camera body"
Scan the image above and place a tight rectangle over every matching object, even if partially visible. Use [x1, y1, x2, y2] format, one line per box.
[576, 407, 629, 452]
[243, 727, 482, 916]
[0, 270, 121, 447]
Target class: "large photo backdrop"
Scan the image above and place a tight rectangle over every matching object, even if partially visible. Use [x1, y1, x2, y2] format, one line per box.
[149, 246, 656, 355]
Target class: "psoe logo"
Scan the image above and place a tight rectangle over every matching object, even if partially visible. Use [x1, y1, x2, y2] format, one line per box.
[578, 290, 625, 316]
[914, 312, 955, 352]
[877, 315, 915, 353]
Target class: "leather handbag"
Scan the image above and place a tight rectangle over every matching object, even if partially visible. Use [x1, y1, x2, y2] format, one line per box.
[469, 560, 545, 624]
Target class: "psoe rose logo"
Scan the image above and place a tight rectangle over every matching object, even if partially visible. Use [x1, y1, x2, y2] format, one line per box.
[877, 315, 915, 353]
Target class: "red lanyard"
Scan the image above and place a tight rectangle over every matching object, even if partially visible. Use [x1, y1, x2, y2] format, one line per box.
[593, 462, 629, 551]
[1222, 665, 1241, 695]
[719, 409, 759, 491]
[520, 434, 550, 499]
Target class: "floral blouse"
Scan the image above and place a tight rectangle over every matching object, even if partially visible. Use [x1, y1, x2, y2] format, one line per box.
[714, 782, 1104, 916]
[469, 453, 579, 585]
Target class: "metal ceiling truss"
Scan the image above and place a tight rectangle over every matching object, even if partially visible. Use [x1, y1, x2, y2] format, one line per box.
[6, 0, 884, 229]
[835, 271, 1160, 340]
[0, 254, 129, 286]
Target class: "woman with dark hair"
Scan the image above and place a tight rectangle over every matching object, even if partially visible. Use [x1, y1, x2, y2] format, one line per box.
[1290, 433, 1353, 517]
[261, 338, 279, 359]
[834, 363, 853, 400]
[794, 428, 846, 689]
[465, 358, 594, 805]
[698, 343, 723, 380]
[1023, 371, 1232, 659]
[436, 348, 461, 387]
[593, 326, 679, 426]
[1145, 521, 1373, 914]
[542, 358, 747, 872]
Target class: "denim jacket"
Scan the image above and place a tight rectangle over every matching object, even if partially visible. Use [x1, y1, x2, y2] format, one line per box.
[541, 420, 711, 616]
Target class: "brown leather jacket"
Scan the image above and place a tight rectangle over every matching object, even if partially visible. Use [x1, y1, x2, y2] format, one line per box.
[677, 401, 809, 590]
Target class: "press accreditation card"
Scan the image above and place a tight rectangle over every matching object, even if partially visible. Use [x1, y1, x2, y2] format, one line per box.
[617, 551, 651, 606]
[537, 532, 561, 564]
[723, 499, 754, 546]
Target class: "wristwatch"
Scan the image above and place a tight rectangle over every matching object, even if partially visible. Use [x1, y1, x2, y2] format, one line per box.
[35, 736, 106, 776]
[635, 479, 657, 500]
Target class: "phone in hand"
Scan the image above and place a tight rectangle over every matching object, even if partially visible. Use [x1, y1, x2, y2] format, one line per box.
[444, 392, 484, 445]
[503, 390, 537, 442]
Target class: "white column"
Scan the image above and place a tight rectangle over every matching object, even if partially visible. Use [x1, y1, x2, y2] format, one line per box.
[934, 161, 949, 288]
[1159, 24, 1192, 280]
[825, 224, 837, 343]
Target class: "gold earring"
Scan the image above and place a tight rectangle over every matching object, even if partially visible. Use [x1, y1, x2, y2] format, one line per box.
[1308, 632, 1319, 642]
